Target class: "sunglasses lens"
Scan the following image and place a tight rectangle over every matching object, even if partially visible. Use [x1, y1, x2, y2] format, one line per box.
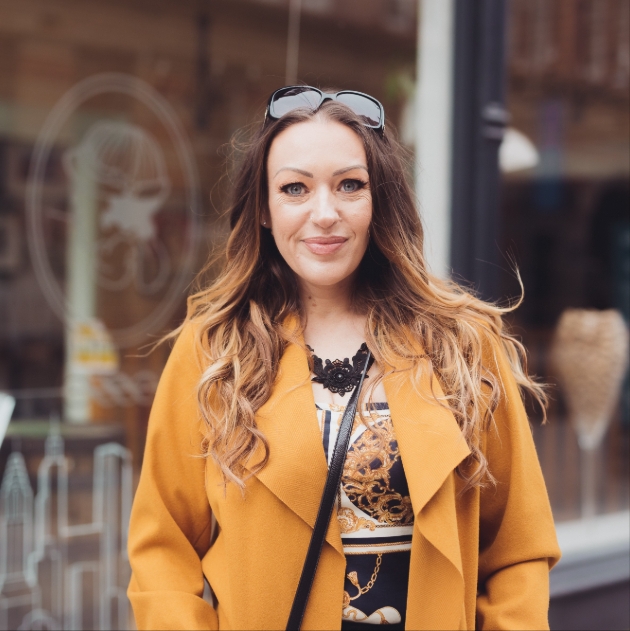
[336, 93, 383, 127]
[270, 88, 322, 117]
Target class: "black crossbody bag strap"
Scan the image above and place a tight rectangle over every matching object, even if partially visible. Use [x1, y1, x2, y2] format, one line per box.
[286, 350, 372, 631]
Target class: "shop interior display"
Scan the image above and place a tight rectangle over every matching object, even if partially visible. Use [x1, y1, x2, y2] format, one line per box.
[551, 308, 629, 517]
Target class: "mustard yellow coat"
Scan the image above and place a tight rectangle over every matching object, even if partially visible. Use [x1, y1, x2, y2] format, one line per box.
[128, 324, 561, 630]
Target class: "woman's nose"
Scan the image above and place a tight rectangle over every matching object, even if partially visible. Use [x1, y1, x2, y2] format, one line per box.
[310, 186, 339, 228]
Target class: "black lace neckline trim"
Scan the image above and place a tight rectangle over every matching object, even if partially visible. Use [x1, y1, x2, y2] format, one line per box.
[306, 342, 374, 396]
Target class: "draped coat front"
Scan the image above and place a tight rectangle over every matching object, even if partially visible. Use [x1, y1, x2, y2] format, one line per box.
[127, 323, 561, 630]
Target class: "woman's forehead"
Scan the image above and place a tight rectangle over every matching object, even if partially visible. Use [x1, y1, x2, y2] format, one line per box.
[267, 119, 367, 176]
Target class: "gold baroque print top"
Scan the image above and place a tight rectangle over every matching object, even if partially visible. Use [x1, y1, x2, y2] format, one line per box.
[316, 402, 413, 628]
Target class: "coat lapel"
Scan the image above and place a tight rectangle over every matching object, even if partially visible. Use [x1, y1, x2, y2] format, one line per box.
[245, 337, 474, 626]
[384, 363, 471, 517]
[245, 340, 345, 558]
[384, 361, 472, 629]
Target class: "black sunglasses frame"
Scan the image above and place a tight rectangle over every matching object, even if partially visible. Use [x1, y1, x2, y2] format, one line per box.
[264, 86, 385, 133]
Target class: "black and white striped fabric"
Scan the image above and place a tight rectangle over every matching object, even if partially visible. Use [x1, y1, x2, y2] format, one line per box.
[315, 402, 413, 628]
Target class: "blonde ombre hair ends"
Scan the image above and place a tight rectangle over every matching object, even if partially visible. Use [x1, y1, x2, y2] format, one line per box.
[174, 101, 546, 491]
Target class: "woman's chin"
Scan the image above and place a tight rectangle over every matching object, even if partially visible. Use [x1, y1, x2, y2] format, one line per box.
[295, 269, 357, 290]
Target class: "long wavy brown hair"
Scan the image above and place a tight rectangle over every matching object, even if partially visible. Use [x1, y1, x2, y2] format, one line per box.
[176, 99, 546, 490]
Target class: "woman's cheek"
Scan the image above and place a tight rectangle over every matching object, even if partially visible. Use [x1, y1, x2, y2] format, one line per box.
[348, 199, 373, 229]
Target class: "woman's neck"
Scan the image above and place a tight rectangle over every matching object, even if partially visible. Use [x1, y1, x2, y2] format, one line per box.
[299, 279, 367, 361]
[301, 283, 353, 319]
[299, 279, 387, 405]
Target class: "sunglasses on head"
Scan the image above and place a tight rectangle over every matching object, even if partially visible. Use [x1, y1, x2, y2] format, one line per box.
[264, 86, 385, 132]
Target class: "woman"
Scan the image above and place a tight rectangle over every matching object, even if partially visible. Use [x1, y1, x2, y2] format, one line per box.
[128, 87, 561, 631]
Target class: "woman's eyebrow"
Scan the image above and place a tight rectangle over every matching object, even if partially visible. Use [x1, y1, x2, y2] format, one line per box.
[332, 165, 369, 176]
[274, 167, 313, 178]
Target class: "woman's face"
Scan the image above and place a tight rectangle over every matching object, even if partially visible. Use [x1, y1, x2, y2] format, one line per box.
[266, 118, 372, 292]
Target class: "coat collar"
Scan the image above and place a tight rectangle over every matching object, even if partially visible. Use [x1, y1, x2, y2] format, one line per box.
[246, 332, 471, 548]
[384, 362, 471, 629]
[383, 363, 472, 517]
[245, 340, 345, 557]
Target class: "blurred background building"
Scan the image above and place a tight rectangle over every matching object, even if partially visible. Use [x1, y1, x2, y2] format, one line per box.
[0, 0, 628, 629]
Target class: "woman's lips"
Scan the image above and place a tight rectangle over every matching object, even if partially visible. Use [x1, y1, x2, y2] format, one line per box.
[302, 236, 348, 255]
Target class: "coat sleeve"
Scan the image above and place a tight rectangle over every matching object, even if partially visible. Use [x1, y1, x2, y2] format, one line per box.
[476, 339, 562, 631]
[127, 324, 218, 630]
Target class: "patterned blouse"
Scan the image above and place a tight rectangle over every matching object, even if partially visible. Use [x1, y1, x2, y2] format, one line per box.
[315, 402, 413, 628]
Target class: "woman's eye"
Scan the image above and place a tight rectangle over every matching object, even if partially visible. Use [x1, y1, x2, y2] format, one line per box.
[282, 183, 305, 196]
[340, 179, 364, 193]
